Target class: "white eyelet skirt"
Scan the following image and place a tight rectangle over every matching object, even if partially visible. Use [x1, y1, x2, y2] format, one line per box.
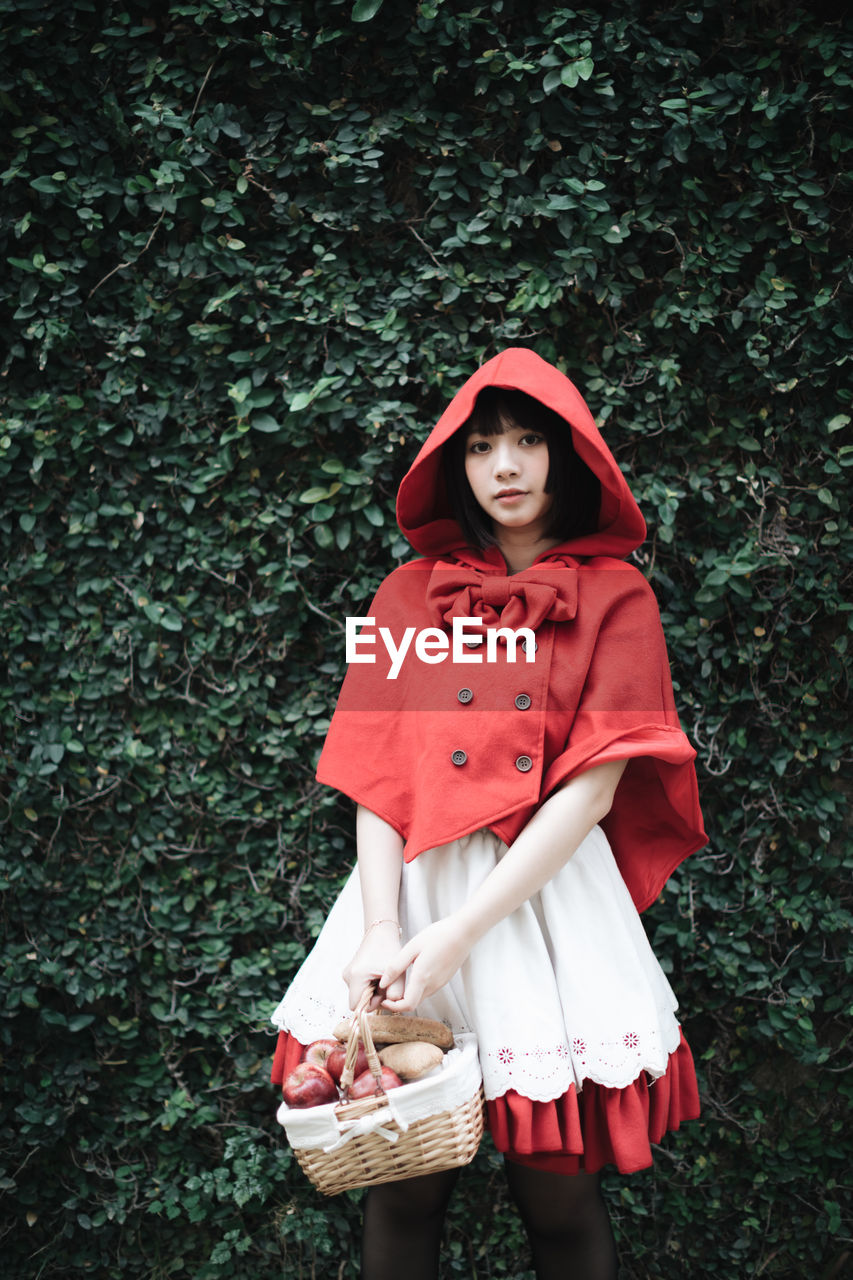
[272, 825, 685, 1102]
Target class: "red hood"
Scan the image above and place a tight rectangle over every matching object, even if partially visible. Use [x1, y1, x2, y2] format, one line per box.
[396, 347, 646, 560]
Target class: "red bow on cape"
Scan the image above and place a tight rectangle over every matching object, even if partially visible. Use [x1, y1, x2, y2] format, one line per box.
[426, 559, 579, 634]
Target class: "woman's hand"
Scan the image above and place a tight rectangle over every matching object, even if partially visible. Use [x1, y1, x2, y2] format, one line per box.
[342, 921, 406, 1011]
[378, 916, 473, 1012]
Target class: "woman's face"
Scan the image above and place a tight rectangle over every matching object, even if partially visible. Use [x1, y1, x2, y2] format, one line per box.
[463, 421, 553, 537]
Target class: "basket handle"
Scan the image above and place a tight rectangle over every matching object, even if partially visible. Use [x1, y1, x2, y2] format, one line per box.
[339, 984, 385, 1099]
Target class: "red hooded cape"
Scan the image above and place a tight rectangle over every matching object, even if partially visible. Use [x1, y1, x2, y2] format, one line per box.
[316, 348, 706, 911]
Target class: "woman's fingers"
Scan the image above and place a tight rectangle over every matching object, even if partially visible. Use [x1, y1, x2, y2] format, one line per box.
[378, 947, 419, 1010]
[347, 976, 369, 1010]
[369, 976, 405, 1010]
[381, 982, 423, 1013]
[379, 939, 417, 991]
[384, 972, 406, 1001]
[379, 919, 471, 1010]
[343, 930, 410, 1009]
[384, 954, 439, 1011]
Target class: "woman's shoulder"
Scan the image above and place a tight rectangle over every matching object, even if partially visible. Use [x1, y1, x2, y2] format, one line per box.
[576, 557, 662, 618]
[391, 555, 441, 575]
[367, 556, 441, 607]
[578, 555, 654, 588]
[374, 555, 440, 586]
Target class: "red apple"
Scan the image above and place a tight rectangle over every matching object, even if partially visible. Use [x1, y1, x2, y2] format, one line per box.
[282, 1062, 338, 1108]
[326, 1042, 369, 1084]
[303, 1038, 340, 1071]
[348, 1066, 403, 1099]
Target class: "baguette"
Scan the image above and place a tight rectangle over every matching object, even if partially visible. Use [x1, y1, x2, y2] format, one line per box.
[333, 1011, 454, 1050]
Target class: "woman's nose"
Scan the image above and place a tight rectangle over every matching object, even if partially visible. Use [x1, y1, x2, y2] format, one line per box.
[493, 442, 519, 475]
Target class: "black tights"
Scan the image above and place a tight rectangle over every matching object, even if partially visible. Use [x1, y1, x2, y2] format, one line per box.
[361, 1168, 460, 1280]
[504, 1160, 619, 1279]
[361, 1159, 618, 1279]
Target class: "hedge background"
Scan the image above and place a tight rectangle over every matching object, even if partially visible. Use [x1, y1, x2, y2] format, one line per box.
[1, 0, 851, 1276]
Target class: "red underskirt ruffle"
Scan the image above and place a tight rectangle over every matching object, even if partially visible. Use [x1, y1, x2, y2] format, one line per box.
[270, 1028, 307, 1087]
[270, 1027, 699, 1176]
[488, 1029, 700, 1174]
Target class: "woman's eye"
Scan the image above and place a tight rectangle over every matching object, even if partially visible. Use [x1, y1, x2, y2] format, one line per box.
[521, 433, 544, 446]
[469, 440, 491, 454]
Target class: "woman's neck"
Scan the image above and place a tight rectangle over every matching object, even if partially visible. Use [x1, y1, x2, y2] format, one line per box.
[495, 530, 562, 574]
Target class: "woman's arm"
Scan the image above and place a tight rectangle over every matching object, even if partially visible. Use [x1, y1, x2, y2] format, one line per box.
[379, 758, 627, 1012]
[341, 805, 407, 1010]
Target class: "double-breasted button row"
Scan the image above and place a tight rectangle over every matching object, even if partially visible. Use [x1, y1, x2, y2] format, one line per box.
[455, 689, 532, 708]
[451, 750, 534, 772]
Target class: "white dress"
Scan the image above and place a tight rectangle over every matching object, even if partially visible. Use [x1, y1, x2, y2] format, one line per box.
[271, 824, 683, 1104]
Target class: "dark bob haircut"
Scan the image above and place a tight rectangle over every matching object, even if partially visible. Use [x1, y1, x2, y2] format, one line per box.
[442, 386, 601, 550]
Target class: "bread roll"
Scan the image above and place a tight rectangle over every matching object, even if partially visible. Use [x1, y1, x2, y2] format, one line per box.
[379, 1041, 445, 1080]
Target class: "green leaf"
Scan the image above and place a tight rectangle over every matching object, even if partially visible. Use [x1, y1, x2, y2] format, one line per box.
[335, 521, 352, 551]
[289, 391, 314, 412]
[227, 378, 252, 405]
[68, 1014, 95, 1032]
[289, 377, 338, 413]
[825, 1200, 842, 1234]
[250, 413, 281, 433]
[352, 0, 384, 20]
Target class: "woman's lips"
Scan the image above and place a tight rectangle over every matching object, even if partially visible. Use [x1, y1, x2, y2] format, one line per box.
[495, 490, 526, 503]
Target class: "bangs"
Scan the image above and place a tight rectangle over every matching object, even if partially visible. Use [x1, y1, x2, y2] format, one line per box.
[463, 398, 515, 438]
[464, 387, 560, 442]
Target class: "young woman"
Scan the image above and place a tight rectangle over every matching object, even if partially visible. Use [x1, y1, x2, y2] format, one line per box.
[271, 348, 706, 1279]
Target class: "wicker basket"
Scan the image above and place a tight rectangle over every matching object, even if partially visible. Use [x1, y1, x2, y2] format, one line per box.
[276, 992, 485, 1196]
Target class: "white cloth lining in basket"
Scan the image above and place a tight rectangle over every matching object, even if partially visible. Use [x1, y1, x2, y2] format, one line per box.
[276, 1034, 482, 1153]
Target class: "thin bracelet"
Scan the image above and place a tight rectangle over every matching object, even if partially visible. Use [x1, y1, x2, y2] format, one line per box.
[365, 918, 402, 937]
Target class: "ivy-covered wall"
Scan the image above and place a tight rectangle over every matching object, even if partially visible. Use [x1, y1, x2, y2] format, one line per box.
[1, 1, 851, 1276]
